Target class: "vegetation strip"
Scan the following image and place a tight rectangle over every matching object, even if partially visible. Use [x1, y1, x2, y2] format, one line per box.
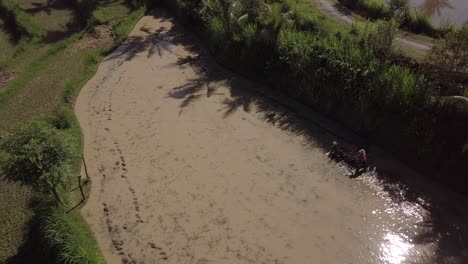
[0, 2, 145, 263]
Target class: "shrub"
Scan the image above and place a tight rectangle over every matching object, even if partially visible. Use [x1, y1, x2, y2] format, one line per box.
[112, 8, 145, 44]
[0, 121, 72, 205]
[367, 18, 399, 59]
[50, 107, 74, 130]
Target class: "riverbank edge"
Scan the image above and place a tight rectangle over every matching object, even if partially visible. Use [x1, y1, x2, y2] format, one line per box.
[161, 1, 468, 196]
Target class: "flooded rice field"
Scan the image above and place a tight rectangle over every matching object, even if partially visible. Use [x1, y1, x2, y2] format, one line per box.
[76, 9, 468, 264]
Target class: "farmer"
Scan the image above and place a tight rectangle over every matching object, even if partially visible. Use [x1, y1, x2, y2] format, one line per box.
[355, 149, 368, 174]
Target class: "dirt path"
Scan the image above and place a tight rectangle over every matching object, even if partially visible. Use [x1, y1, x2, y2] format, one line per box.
[312, 0, 433, 52]
[76, 9, 467, 264]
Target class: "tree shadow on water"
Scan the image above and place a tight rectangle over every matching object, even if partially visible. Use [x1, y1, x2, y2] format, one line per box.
[163, 19, 468, 264]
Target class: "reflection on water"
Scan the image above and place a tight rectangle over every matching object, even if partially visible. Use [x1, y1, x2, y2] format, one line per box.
[380, 232, 414, 264]
[353, 166, 468, 263]
[420, 0, 453, 16]
[410, 0, 468, 26]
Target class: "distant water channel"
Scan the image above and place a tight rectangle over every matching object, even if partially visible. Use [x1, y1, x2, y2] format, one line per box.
[408, 0, 468, 27]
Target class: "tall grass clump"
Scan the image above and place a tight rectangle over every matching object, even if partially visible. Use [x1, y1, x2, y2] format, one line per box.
[37, 195, 105, 264]
[402, 8, 436, 35]
[357, 0, 390, 20]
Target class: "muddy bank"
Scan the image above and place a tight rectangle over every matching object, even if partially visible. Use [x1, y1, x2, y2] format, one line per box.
[76, 9, 468, 264]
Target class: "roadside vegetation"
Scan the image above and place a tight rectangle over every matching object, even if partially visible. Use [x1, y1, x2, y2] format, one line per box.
[164, 0, 468, 194]
[338, 0, 455, 37]
[0, 0, 146, 263]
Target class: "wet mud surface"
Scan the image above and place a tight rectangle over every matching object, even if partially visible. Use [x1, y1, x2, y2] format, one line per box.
[75, 9, 468, 264]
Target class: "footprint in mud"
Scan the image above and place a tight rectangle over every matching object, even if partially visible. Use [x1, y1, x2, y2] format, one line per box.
[103, 203, 114, 233]
[112, 239, 124, 252]
[111, 140, 142, 223]
[148, 242, 168, 261]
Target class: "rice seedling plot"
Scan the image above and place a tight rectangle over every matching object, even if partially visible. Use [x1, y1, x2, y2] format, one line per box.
[0, 18, 16, 64]
[17, 0, 79, 42]
[0, 36, 86, 132]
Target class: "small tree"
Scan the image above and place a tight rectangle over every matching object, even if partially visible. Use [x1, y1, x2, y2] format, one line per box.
[428, 23, 468, 74]
[0, 121, 72, 206]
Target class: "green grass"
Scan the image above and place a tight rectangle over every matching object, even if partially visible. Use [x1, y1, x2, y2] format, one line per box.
[94, 0, 132, 25]
[356, 0, 390, 20]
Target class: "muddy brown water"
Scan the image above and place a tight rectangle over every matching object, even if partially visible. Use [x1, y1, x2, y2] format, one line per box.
[76, 9, 468, 264]
[409, 0, 467, 26]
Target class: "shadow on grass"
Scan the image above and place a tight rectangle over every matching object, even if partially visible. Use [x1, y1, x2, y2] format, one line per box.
[333, 2, 353, 17]
[23, 0, 81, 43]
[4, 198, 48, 264]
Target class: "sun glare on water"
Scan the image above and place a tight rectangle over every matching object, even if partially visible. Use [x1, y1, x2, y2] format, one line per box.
[380, 232, 414, 264]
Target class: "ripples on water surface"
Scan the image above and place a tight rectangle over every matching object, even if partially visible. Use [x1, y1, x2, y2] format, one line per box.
[346, 166, 468, 263]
